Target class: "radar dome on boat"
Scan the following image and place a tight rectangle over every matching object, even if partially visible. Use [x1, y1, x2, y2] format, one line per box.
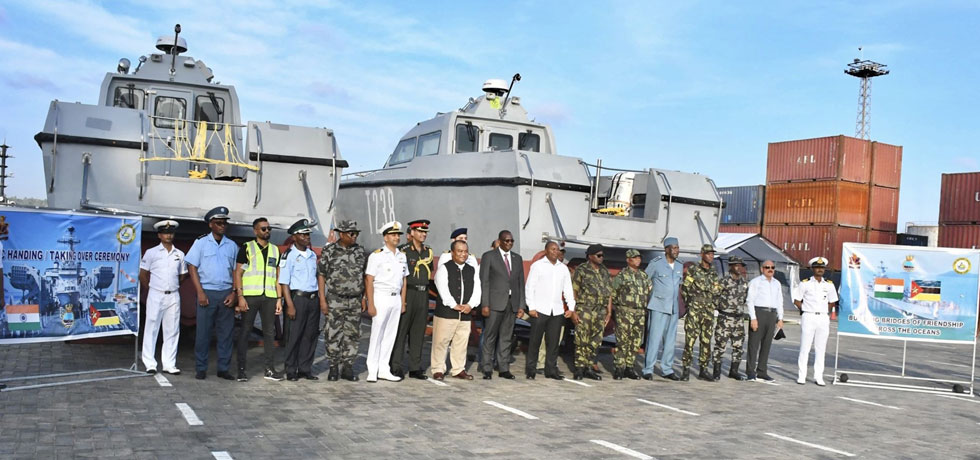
[155, 36, 188, 55]
[482, 79, 508, 94]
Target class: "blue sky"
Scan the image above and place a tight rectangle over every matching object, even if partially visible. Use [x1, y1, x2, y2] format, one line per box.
[0, 1, 977, 226]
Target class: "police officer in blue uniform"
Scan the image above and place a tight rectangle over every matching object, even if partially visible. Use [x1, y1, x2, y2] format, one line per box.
[186, 206, 240, 381]
[279, 218, 325, 381]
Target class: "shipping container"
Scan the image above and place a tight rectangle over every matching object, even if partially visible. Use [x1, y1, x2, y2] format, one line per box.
[762, 224, 867, 271]
[897, 233, 928, 247]
[939, 172, 980, 224]
[938, 224, 980, 249]
[868, 185, 899, 231]
[719, 223, 762, 234]
[766, 135, 871, 184]
[867, 230, 897, 245]
[718, 185, 765, 224]
[905, 224, 938, 247]
[870, 141, 903, 188]
[763, 181, 870, 227]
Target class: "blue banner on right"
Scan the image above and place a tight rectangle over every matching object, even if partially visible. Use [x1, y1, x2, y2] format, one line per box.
[839, 243, 980, 343]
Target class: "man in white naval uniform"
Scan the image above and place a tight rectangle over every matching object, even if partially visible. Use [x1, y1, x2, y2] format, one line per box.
[794, 256, 838, 386]
[364, 221, 409, 383]
[139, 220, 188, 374]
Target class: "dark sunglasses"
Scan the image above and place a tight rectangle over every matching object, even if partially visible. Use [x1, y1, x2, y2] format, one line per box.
[594, 253, 604, 258]
[763, 265, 775, 269]
[502, 239, 514, 243]
[344, 231, 360, 236]
[258, 226, 271, 232]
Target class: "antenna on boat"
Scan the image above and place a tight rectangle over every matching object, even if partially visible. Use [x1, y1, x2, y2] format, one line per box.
[169, 24, 182, 77]
[499, 73, 521, 117]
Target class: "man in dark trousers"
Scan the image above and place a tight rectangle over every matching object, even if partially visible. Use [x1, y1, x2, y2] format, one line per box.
[478, 230, 525, 380]
[390, 219, 433, 380]
[278, 218, 324, 381]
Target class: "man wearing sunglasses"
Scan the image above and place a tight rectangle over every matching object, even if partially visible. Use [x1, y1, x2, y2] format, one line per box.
[317, 220, 367, 382]
[571, 244, 613, 380]
[233, 217, 283, 382]
[745, 260, 784, 381]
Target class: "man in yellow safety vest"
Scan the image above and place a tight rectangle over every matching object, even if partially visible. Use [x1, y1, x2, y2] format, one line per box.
[233, 217, 284, 382]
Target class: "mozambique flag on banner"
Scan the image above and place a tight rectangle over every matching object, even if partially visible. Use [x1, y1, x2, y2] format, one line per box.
[89, 302, 120, 327]
[873, 278, 904, 299]
[5, 305, 42, 331]
[911, 280, 942, 302]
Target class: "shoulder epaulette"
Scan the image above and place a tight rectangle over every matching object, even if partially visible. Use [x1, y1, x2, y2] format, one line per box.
[374, 248, 383, 253]
[196, 234, 208, 240]
[652, 256, 664, 262]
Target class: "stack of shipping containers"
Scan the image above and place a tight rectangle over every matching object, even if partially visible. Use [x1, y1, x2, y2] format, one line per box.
[760, 135, 902, 271]
[718, 185, 765, 233]
[938, 172, 980, 249]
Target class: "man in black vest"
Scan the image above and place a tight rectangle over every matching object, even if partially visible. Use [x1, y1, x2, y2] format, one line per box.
[431, 240, 481, 380]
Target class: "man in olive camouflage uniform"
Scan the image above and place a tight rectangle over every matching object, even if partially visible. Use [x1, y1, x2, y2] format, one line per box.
[712, 255, 748, 381]
[680, 243, 722, 382]
[317, 220, 367, 382]
[611, 248, 652, 380]
[571, 244, 613, 381]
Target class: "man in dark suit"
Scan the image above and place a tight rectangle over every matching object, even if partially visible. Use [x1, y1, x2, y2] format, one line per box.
[478, 230, 525, 380]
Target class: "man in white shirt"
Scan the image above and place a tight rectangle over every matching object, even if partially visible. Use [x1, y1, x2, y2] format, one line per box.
[745, 259, 784, 381]
[139, 220, 188, 375]
[524, 241, 575, 380]
[794, 257, 838, 386]
[431, 240, 481, 380]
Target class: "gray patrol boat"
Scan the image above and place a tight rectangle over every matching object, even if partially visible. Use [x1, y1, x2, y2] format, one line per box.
[336, 75, 723, 264]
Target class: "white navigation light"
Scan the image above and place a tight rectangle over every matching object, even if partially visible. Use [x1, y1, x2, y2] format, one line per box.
[117, 58, 131, 74]
[482, 79, 508, 96]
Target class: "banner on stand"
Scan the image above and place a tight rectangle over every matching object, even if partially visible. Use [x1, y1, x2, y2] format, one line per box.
[839, 243, 980, 343]
[0, 207, 141, 344]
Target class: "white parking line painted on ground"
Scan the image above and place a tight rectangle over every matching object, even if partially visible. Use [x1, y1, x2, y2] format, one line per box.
[175, 403, 203, 426]
[427, 378, 449, 387]
[590, 440, 654, 460]
[836, 396, 901, 410]
[932, 360, 972, 368]
[753, 379, 780, 386]
[636, 398, 699, 416]
[154, 373, 172, 387]
[564, 378, 592, 387]
[850, 349, 887, 356]
[211, 452, 233, 460]
[936, 394, 980, 404]
[483, 400, 539, 420]
[765, 432, 855, 457]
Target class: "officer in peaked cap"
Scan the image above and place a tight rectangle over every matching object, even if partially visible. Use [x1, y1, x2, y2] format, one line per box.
[441, 227, 477, 268]
[186, 205, 239, 380]
[793, 256, 838, 386]
[450, 228, 468, 240]
[392, 219, 435, 380]
[364, 220, 409, 382]
[279, 218, 322, 381]
[712, 254, 749, 380]
[318, 219, 367, 381]
[140, 219, 187, 375]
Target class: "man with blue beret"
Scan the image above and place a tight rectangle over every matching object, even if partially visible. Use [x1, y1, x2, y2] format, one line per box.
[642, 236, 683, 381]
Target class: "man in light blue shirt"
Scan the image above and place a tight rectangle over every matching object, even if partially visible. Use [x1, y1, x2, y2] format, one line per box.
[186, 206, 240, 381]
[642, 237, 684, 381]
[279, 218, 324, 381]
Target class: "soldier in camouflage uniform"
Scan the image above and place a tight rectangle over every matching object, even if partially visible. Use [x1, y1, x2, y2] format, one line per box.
[571, 244, 613, 381]
[317, 219, 367, 382]
[680, 243, 722, 382]
[712, 255, 748, 381]
[611, 248, 652, 380]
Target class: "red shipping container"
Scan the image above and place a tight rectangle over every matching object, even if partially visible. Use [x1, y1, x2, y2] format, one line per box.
[763, 225, 866, 271]
[938, 224, 980, 249]
[867, 230, 897, 245]
[868, 185, 899, 231]
[764, 181, 870, 227]
[870, 141, 902, 188]
[767, 135, 871, 184]
[719, 224, 762, 234]
[939, 172, 980, 224]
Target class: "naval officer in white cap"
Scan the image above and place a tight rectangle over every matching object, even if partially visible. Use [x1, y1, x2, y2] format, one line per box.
[794, 256, 839, 386]
[139, 220, 187, 374]
[364, 221, 409, 382]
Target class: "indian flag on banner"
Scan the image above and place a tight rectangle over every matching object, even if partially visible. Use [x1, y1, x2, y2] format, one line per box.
[873, 278, 904, 299]
[911, 280, 942, 302]
[89, 302, 120, 327]
[5, 305, 42, 331]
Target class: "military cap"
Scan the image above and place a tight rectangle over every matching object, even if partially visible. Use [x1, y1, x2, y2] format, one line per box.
[727, 255, 745, 266]
[450, 228, 468, 239]
[701, 244, 716, 253]
[379, 221, 403, 235]
[407, 219, 430, 232]
[586, 244, 604, 256]
[154, 220, 179, 233]
[809, 256, 828, 268]
[625, 249, 641, 259]
[204, 206, 230, 222]
[663, 236, 679, 248]
[288, 218, 316, 235]
[336, 219, 359, 233]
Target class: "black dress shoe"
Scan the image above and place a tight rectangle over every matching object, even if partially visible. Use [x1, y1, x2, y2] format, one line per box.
[661, 372, 680, 381]
[483, 371, 493, 380]
[286, 373, 299, 381]
[195, 371, 206, 380]
[409, 370, 428, 380]
[526, 373, 536, 380]
[327, 366, 339, 381]
[760, 374, 775, 382]
[391, 369, 405, 378]
[299, 372, 319, 380]
[546, 373, 564, 381]
[642, 373, 654, 381]
[498, 371, 516, 380]
[146, 369, 157, 375]
[217, 371, 235, 381]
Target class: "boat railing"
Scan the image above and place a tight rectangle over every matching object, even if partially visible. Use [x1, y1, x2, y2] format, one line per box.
[143, 116, 257, 172]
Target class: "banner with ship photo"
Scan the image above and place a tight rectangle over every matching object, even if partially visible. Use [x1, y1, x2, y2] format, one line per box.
[0, 207, 141, 344]
[839, 242, 980, 343]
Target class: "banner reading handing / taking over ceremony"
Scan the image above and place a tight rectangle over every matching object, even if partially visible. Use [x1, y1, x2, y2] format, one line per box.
[839, 242, 980, 343]
[0, 207, 141, 344]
